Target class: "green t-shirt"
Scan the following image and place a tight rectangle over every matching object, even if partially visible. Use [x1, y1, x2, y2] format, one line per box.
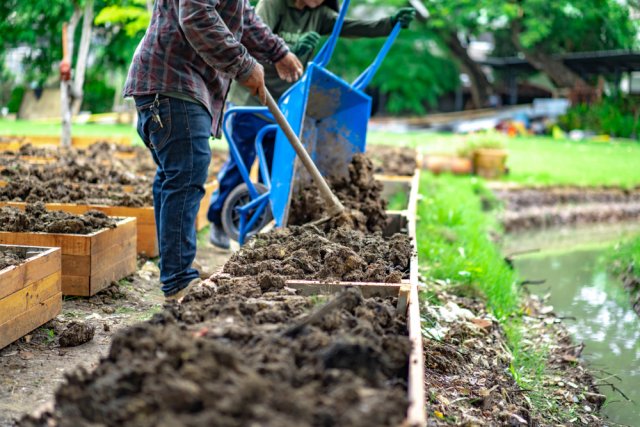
[227, 0, 393, 107]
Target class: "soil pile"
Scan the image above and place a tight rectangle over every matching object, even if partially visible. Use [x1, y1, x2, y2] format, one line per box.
[0, 142, 228, 207]
[0, 249, 26, 270]
[224, 225, 412, 283]
[495, 187, 640, 211]
[366, 145, 417, 176]
[494, 186, 640, 231]
[0, 203, 116, 234]
[289, 154, 388, 233]
[20, 281, 410, 427]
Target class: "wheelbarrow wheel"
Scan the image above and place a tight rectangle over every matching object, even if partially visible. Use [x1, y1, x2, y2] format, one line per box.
[221, 182, 273, 242]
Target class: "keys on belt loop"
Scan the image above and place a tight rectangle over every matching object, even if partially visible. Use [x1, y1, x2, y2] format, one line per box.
[150, 94, 163, 128]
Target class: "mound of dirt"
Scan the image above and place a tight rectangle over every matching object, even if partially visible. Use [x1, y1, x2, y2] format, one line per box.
[224, 225, 412, 283]
[289, 154, 388, 233]
[366, 145, 417, 177]
[0, 142, 228, 207]
[0, 176, 154, 207]
[0, 249, 26, 271]
[20, 281, 410, 427]
[0, 203, 116, 234]
[495, 187, 640, 211]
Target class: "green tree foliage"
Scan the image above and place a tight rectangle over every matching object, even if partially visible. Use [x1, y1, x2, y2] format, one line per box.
[330, 29, 459, 114]
[0, 0, 79, 85]
[93, 0, 150, 71]
[329, 0, 460, 114]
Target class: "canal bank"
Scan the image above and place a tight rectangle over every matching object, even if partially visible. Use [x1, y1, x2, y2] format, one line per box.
[505, 224, 640, 426]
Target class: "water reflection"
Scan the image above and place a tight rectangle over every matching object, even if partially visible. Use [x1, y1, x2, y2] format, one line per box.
[514, 246, 640, 426]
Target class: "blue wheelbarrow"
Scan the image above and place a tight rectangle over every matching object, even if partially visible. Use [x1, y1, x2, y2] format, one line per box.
[220, 0, 401, 244]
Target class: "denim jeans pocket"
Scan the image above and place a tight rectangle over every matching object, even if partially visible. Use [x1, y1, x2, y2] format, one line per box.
[149, 98, 172, 151]
[136, 98, 173, 151]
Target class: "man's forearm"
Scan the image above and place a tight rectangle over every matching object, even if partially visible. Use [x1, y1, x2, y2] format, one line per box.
[240, 0, 289, 64]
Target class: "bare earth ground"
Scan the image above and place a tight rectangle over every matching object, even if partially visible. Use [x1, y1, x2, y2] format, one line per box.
[0, 238, 232, 427]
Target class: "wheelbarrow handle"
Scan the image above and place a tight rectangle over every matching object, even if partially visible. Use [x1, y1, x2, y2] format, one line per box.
[264, 90, 345, 217]
[312, 0, 351, 68]
[352, 22, 402, 91]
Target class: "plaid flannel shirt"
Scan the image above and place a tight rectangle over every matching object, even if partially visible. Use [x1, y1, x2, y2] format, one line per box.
[124, 0, 289, 137]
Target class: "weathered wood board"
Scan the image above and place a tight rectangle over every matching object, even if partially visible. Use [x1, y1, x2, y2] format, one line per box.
[0, 245, 62, 349]
[0, 218, 137, 296]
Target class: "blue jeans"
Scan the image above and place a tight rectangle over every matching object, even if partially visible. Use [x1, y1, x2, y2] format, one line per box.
[207, 112, 275, 226]
[135, 95, 212, 296]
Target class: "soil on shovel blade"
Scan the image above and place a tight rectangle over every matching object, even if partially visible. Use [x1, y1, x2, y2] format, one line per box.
[289, 154, 388, 233]
[20, 280, 411, 427]
[0, 202, 116, 234]
[0, 248, 26, 270]
[224, 225, 412, 283]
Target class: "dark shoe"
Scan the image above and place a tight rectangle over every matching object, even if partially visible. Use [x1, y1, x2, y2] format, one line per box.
[209, 223, 230, 249]
[165, 278, 201, 303]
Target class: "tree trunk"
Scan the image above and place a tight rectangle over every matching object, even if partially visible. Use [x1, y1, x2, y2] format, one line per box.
[71, 0, 94, 114]
[61, 7, 82, 148]
[146, 0, 153, 12]
[442, 31, 493, 109]
[510, 19, 586, 89]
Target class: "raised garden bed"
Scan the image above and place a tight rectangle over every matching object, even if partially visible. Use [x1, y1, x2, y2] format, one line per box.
[0, 143, 225, 256]
[0, 180, 216, 258]
[0, 245, 61, 349]
[0, 206, 137, 296]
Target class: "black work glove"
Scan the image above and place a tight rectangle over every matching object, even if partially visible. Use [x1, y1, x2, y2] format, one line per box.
[291, 31, 321, 57]
[391, 7, 416, 29]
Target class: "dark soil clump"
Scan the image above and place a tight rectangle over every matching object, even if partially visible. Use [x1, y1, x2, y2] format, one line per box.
[367, 145, 417, 176]
[0, 248, 26, 270]
[0, 203, 116, 234]
[20, 280, 410, 427]
[224, 225, 411, 283]
[289, 153, 388, 233]
[58, 322, 96, 347]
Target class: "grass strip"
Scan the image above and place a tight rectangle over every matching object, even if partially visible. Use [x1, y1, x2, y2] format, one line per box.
[415, 172, 570, 419]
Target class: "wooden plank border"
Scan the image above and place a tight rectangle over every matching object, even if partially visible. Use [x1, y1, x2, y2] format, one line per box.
[0, 245, 62, 349]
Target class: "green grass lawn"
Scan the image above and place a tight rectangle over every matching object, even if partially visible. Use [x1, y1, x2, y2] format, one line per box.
[369, 130, 640, 188]
[0, 118, 138, 139]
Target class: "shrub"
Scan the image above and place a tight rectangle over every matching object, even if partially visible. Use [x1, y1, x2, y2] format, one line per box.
[558, 96, 640, 139]
[81, 74, 116, 114]
[7, 86, 25, 113]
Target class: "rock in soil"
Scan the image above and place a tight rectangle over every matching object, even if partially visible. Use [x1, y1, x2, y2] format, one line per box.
[224, 225, 412, 283]
[20, 280, 410, 427]
[58, 322, 96, 347]
[366, 145, 417, 176]
[0, 248, 26, 270]
[0, 202, 116, 234]
[288, 153, 388, 233]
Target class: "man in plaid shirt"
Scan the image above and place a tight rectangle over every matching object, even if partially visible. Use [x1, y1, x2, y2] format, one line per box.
[124, 0, 302, 301]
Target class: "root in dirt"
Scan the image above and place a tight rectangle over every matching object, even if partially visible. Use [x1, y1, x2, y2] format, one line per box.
[0, 203, 116, 234]
[288, 153, 388, 233]
[223, 225, 412, 283]
[20, 281, 410, 427]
